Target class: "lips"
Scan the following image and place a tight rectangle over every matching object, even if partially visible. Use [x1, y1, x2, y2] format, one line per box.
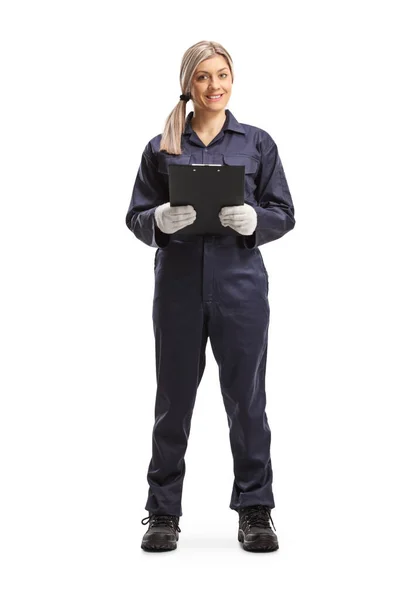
[205, 93, 224, 101]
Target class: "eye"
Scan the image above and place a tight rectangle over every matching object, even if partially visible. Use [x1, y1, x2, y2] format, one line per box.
[197, 73, 229, 81]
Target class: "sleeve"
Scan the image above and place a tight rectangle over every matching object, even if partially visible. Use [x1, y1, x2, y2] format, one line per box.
[242, 137, 296, 249]
[125, 143, 171, 248]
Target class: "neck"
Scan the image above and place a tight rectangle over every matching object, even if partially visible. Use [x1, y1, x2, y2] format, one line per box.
[191, 109, 227, 133]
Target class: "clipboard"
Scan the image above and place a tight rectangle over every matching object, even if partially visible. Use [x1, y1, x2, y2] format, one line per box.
[168, 164, 245, 235]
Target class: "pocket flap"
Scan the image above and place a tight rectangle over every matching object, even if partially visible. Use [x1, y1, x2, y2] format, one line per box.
[157, 153, 192, 174]
[222, 155, 259, 174]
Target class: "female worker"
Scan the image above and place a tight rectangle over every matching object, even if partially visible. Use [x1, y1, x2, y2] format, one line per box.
[125, 40, 296, 553]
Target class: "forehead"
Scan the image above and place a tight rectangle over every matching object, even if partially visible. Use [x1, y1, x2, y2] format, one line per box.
[195, 55, 229, 74]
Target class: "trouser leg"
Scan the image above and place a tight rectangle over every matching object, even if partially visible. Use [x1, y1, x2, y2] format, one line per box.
[145, 268, 208, 517]
[208, 252, 275, 511]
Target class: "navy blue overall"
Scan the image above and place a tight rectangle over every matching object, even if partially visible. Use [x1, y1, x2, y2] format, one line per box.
[126, 109, 295, 517]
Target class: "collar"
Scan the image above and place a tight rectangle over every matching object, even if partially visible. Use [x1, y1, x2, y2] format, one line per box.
[183, 109, 246, 137]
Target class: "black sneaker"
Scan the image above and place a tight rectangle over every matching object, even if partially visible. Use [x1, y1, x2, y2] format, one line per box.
[238, 505, 279, 552]
[141, 513, 181, 552]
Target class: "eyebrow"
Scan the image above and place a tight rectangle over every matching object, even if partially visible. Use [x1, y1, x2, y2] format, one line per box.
[195, 67, 229, 74]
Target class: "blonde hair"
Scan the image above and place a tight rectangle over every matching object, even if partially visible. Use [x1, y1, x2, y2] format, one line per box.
[159, 40, 234, 155]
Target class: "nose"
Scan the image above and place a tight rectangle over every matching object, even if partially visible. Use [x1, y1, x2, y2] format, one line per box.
[208, 76, 223, 90]
[208, 85, 222, 92]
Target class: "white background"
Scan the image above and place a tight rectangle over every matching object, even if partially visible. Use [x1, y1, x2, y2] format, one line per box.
[1, 0, 399, 598]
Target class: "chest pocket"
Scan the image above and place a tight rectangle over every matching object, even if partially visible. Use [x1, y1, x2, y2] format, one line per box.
[222, 154, 259, 175]
[157, 153, 192, 175]
[222, 154, 259, 201]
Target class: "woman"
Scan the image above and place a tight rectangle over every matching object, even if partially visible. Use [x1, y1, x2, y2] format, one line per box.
[125, 40, 296, 553]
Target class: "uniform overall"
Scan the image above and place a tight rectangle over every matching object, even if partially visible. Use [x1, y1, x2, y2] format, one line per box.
[126, 109, 295, 517]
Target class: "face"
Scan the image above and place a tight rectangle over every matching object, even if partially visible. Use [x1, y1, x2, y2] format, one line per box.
[190, 54, 232, 113]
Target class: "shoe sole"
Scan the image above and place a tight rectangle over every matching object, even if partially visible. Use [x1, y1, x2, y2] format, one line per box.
[141, 533, 178, 552]
[238, 529, 279, 552]
[141, 542, 177, 552]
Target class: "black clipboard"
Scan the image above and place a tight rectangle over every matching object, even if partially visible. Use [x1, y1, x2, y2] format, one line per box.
[168, 164, 245, 235]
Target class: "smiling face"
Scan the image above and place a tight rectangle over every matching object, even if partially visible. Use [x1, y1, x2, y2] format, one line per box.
[190, 54, 232, 113]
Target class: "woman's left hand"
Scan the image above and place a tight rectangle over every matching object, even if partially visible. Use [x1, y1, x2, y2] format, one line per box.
[219, 203, 257, 235]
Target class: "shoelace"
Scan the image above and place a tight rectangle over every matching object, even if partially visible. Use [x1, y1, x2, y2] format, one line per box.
[141, 514, 182, 533]
[241, 505, 276, 532]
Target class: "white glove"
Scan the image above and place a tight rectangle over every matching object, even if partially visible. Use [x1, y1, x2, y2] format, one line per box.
[155, 202, 196, 234]
[219, 203, 257, 235]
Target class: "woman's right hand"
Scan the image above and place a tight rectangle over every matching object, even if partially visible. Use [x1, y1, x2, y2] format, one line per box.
[154, 202, 196, 234]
